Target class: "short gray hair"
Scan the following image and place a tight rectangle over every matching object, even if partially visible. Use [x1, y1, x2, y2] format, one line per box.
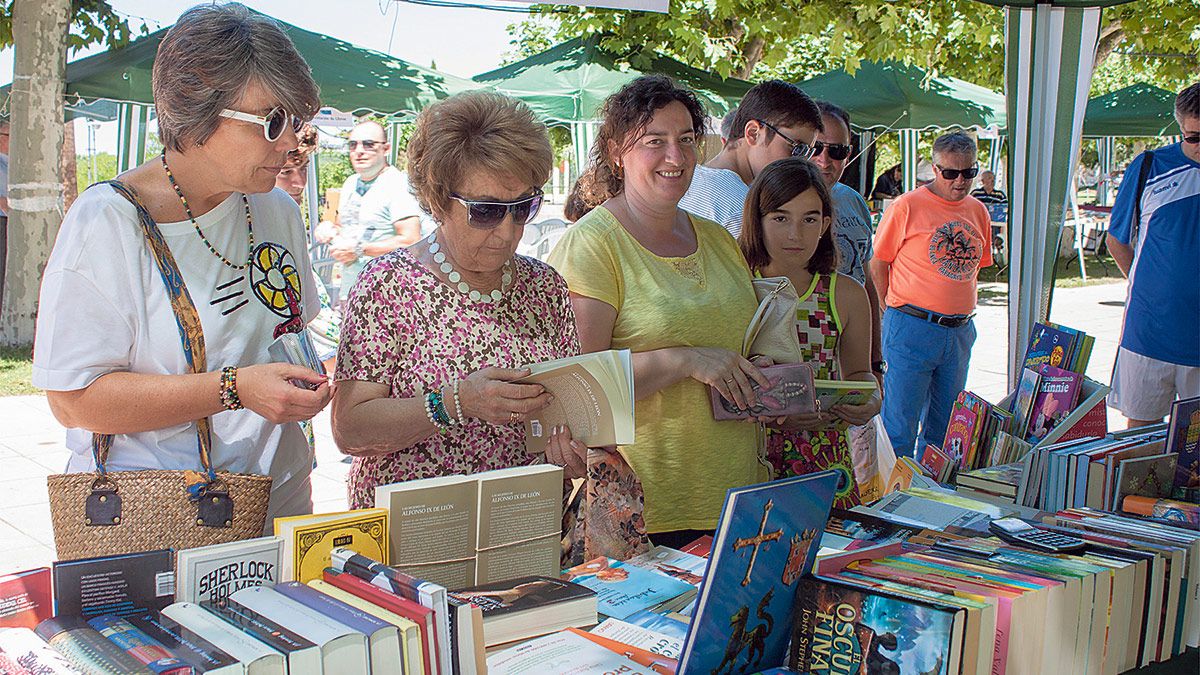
[719, 109, 737, 141]
[932, 131, 977, 163]
[152, 3, 320, 152]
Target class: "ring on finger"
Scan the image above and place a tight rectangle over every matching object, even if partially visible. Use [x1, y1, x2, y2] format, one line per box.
[509, 411, 520, 424]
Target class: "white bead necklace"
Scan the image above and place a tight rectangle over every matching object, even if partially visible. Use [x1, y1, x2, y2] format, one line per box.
[426, 232, 512, 304]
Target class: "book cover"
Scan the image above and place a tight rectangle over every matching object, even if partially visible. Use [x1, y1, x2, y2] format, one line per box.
[375, 474, 478, 589]
[942, 400, 978, 466]
[1023, 322, 1077, 372]
[1121, 496, 1200, 527]
[590, 618, 683, 660]
[0, 567, 51, 630]
[485, 629, 650, 675]
[448, 576, 595, 618]
[1166, 396, 1200, 496]
[35, 616, 154, 674]
[274, 508, 388, 583]
[322, 567, 437, 675]
[519, 349, 635, 453]
[200, 595, 319, 662]
[1011, 367, 1042, 436]
[680, 535, 713, 558]
[307, 578, 426, 675]
[1113, 453, 1178, 511]
[624, 546, 708, 587]
[160, 602, 288, 674]
[52, 549, 174, 619]
[584, 447, 651, 562]
[474, 465, 564, 585]
[126, 613, 241, 675]
[562, 558, 692, 620]
[623, 608, 690, 640]
[920, 444, 955, 482]
[789, 577, 963, 674]
[568, 626, 677, 674]
[228, 585, 371, 673]
[0, 626, 80, 675]
[710, 362, 815, 420]
[822, 508, 926, 552]
[175, 535, 283, 604]
[814, 379, 878, 410]
[1026, 364, 1084, 442]
[273, 581, 402, 675]
[677, 471, 840, 674]
[87, 614, 191, 675]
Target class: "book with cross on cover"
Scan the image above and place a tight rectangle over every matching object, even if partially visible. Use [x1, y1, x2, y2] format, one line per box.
[677, 470, 840, 674]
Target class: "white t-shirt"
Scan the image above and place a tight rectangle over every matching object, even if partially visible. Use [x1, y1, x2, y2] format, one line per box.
[678, 164, 749, 238]
[32, 184, 320, 509]
[337, 165, 421, 293]
[830, 182, 875, 285]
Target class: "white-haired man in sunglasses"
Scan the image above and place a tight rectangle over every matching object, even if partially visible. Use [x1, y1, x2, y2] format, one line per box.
[320, 120, 423, 304]
[870, 131, 993, 458]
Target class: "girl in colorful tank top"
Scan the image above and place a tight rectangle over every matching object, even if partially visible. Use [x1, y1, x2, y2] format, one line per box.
[738, 159, 883, 508]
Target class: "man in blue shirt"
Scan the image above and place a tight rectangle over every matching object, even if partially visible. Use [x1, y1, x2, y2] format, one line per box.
[1107, 82, 1200, 427]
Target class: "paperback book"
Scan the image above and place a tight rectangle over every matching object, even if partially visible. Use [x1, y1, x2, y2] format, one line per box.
[0, 626, 79, 674]
[87, 614, 191, 675]
[562, 558, 692, 621]
[0, 567, 51, 630]
[448, 575, 596, 647]
[518, 349, 634, 453]
[126, 613, 241, 675]
[35, 616, 153, 674]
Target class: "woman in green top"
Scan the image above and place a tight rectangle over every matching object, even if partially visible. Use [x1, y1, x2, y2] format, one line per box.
[548, 75, 770, 546]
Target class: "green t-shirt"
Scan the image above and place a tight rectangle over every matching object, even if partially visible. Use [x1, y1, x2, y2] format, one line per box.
[548, 206, 766, 532]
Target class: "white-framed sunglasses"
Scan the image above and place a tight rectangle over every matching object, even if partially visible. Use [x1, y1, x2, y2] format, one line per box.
[218, 106, 303, 142]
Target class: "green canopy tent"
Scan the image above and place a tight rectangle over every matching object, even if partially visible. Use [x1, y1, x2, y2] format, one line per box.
[795, 61, 1007, 194]
[474, 36, 754, 179]
[1084, 84, 1179, 205]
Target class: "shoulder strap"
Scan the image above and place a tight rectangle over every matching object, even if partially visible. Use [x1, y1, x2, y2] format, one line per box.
[1130, 150, 1155, 245]
[91, 180, 216, 482]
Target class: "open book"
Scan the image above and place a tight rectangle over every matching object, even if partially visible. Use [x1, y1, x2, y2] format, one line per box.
[518, 349, 634, 454]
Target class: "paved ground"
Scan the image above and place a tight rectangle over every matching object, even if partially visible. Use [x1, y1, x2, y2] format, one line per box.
[0, 280, 1131, 572]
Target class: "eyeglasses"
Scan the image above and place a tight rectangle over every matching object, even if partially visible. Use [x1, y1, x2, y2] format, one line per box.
[451, 189, 544, 229]
[755, 119, 814, 159]
[935, 165, 980, 181]
[1183, 133, 1200, 144]
[812, 141, 852, 161]
[347, 139, 382, 151]
[218, 106, 302, 142]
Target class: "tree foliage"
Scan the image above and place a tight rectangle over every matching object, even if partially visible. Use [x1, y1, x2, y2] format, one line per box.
[0, 0, 144, 52]
[511, 0, 1197, 93]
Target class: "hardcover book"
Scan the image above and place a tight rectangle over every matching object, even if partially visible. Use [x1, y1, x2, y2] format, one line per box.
[448, 575, 596, 647]
[942, 402, 978, 465]
[518, 349, 635, 453]
[562, 557, 693, 621]
[34, 616, 154, 674]
[0, 567, 51, 630]
[1112, 452, 1178, 512]
[175, 535, 283, 604]
[814, 379, 878, 410]
[0, 626, 80, 674]
[1166, 396, 1200, 497]
[710, 362, 815, 419]
[200, 595, 322, 673]
[322, 567, 438, 675]
[1011, 366, 1042, 436]
[87, 614, 191, 675]
[919, 444, 955, 483]
[307, 579, 426, 675]
[274, 508, 388, 583]
[228, 585, 371, 673]
[789, 577, 966, 674]
[1023, 322, 1078, 372]
[677, 470, 840, 674]
[52, 549, 173, 619]
[1025, 364, 1084, 442]
[273, 580, 403, 675]
[126, 613, 241, 675]
[161, 601, 287, 675]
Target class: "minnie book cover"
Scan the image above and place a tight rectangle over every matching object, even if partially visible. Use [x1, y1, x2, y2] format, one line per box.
[677, 470, 839, 674]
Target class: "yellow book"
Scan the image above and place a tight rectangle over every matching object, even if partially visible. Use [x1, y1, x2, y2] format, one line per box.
[274, 508, 388, 583]
[307, 579, 426, 675]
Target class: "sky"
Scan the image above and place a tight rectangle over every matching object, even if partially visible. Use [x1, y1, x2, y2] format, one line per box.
[0, 0, 528, 154]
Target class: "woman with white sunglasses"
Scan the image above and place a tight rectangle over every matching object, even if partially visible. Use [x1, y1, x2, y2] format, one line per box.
[33, 4, 332, 524]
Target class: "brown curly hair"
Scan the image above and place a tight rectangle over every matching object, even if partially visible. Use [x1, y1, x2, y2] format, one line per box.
[573, 74, 709, 209]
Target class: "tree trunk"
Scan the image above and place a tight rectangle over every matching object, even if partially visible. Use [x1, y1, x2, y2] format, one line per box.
[2, 0, 70, 346]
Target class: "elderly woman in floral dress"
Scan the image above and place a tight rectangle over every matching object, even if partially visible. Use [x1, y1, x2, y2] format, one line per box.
[331, 91, 585, 508]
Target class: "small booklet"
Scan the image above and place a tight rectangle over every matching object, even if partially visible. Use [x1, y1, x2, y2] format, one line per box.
[518, 349, 635, 454]
[814, 378, 878, 410]
[710, 363, 815, 420]
[267, 331, 326, 390]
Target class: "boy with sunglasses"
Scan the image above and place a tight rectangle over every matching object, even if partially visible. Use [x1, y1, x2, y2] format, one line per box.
[1106, 82, 1200, 429]
[870, 131, 993, 457]
[678, 80, 822, 237]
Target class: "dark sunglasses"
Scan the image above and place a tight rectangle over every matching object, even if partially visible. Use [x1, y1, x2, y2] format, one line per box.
[812, 141, 852, 161]
[451, 189, 544, 229]
[755, 119, 814, 159]
[936, 165, 980, 180]
[347, 139, 381, 151]
[1183, 134, 1200, 144]
[218, 106, 303, 142]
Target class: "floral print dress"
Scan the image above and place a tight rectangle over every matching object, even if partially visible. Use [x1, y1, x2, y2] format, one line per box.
[335, 249, 580, 509]
[765, 273, 861, 508]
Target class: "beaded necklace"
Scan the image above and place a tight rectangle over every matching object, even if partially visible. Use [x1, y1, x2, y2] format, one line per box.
[161, 152, 255, 270]
[426, 231, 512, 304]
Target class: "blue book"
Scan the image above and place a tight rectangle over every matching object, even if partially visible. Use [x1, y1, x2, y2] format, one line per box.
[1023, 323, 1078, 373]
[622, 608, 689, 640]
[677, 471, 839, 674]
[1166, 395, 1200, 497]
[561, 558, 692, 620]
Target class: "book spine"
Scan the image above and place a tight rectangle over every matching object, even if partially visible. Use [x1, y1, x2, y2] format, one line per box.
[86, 615, 190, 675]
[35, 619, 153, 674]
[126, 614, 238, 673]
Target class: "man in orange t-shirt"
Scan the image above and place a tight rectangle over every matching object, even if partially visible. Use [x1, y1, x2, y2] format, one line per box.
[869, 132, 994, 457]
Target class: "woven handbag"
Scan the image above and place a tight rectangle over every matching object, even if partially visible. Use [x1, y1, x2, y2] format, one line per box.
[47, 181, 272, 561]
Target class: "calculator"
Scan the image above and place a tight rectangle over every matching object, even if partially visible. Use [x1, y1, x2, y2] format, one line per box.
[988, 517, 1086, 553]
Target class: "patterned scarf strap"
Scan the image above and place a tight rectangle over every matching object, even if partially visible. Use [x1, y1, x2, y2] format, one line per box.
[91, 180, 217, 484]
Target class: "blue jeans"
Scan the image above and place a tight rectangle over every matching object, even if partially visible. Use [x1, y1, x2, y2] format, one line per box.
[881, 308, 977, 458]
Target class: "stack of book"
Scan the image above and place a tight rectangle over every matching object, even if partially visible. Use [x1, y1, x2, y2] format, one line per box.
[942, 390, 1023, 472]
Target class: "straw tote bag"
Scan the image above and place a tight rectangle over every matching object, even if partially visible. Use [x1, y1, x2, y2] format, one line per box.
[742, 276, 803, 364]
[47, 181, 272, 561]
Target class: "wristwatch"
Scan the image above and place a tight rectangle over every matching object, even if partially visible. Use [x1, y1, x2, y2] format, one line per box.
[353, 241, 365, 259]
[872, 360, 888, 375]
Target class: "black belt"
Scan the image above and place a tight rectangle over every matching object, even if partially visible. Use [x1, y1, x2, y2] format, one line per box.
[895, 304, 975, 328]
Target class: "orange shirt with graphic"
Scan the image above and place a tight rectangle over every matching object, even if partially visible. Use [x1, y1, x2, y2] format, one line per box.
[873, 186, 993, 316]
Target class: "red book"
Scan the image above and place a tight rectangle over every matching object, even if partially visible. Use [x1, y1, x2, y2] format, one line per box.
[679, 535, 713, 558]
[0, 567, 52, 630]
[323, 568, 437, 675]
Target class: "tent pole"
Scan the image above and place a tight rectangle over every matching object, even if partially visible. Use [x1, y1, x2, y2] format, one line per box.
[857, 131, 874, 196]
[899, 129, 919, 193]
[134, 105, 149, 166]
[389, 121, 402, 167]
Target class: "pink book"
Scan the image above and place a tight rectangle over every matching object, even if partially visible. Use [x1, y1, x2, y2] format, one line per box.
[709, 362, 815, 420]
[1026, 364, 1084, 442]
